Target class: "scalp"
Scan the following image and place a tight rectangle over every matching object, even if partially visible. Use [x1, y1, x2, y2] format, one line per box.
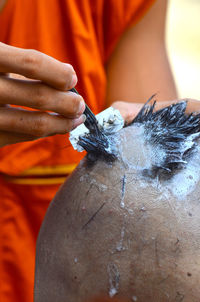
[34, 123, 200, 302]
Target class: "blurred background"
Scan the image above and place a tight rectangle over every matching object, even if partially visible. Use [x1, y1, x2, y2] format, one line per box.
[167, 0, 200, 100]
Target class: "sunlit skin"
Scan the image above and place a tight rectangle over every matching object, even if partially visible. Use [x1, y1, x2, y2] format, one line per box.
[34, 99, 200, 302]
[0, 42, 86, 147]
[0, 0, 179, 148]
[1, 1, 200, 301]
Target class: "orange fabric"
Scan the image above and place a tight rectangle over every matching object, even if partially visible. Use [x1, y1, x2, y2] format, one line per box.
[0, 1, 155, 302]
[0, 175, 60, 302]
[0, 0, 155, 176]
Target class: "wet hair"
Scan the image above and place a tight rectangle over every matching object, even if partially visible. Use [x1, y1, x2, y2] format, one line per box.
[71, 87, 118, 162]
[132, 97, 200, 178]
[77, 109, 118, 162]
[77, 110, 118, 162]
[77, 96, 200, 178]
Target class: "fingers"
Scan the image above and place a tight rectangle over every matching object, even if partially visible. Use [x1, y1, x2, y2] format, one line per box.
[0, 107, 85, 137]
[0, 131, 38, 148]
[0, 42, 77, 90]
[112, 99, 200, 126]
[0, 76, 85, 118]
[0, 43, 85, 146]
[112, 101, 143, 124]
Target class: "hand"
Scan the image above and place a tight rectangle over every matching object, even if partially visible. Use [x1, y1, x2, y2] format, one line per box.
[0, 42, 85, 147]
[111, 101, 143, 124]
[112, 99, 200, 125]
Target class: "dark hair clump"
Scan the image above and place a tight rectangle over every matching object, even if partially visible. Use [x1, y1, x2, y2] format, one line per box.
[78, 107, 117, 162]
[131, 96, 200, 178]
[77, 93, 200, 178]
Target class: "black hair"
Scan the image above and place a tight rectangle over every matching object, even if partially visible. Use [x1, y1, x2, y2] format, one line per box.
[77, 108, 119, 162]
[71, 87, 118, 162]
[77, 96, 200, 178]
[78, 119, 118, 162]
[131, 96, 200, 178]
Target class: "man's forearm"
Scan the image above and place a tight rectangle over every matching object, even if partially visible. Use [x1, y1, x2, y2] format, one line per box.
[106, 0, 177, 106]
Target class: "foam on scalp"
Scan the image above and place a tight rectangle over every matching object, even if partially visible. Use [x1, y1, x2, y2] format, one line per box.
[77, 96, 200, 180]
[131, 97, 200, 179]
[35, 98, 200, 302]
[70, 107, 124, 162]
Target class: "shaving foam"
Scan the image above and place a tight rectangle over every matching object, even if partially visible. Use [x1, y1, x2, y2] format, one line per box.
[69, 107, 124, 152]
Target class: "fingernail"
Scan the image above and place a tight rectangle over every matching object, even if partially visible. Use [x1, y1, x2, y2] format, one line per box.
[78, 98, 85, 115]
[48, 112, 59, 116]
[70, 74, 78, 88]
[72, 114, 86, 130]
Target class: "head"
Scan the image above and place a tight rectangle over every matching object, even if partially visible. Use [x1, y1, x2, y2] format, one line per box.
[34, 99, 200, 302]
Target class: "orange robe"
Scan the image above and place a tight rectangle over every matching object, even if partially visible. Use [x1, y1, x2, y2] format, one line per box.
[0, 1, 155, 301]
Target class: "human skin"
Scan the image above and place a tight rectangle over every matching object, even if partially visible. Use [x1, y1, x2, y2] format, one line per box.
[34, 101, 200, 302]
[0, 42, 86, 147]
[106, 0, 177, 106]
[0, 0, 178, 147]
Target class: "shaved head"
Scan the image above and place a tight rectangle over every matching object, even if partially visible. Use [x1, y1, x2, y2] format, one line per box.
[34, 100, 200, 302]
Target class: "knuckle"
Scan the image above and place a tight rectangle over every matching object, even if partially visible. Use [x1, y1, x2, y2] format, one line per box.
[22, 50, 42, 77]
[34, 85, 48, 109]
[33, 114, 50, 136]
[59, 64, 75, 88]
[64, 63, 74, 74]
[126, 112, 134, 122]
[70, 94, 82, 115]
[111, 101, 123, 108]
[57, 78, 68, 89]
